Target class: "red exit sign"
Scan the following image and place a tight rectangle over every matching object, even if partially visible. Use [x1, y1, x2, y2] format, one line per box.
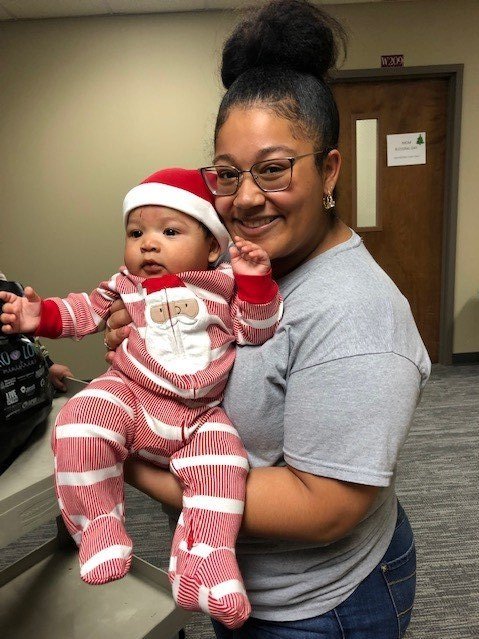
[381, 54, 404, 67]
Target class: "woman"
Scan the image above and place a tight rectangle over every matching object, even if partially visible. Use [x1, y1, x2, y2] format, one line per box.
[106, 1, 431, 636]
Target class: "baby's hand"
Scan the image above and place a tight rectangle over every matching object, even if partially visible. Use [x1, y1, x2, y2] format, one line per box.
[229, 237, 271, 276]
[0, 286, 42, 334]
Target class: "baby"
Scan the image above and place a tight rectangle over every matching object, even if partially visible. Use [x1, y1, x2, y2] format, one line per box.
[0, 168, 283, 629]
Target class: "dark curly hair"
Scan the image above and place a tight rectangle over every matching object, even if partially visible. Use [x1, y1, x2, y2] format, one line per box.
[215, 0, 347, 166]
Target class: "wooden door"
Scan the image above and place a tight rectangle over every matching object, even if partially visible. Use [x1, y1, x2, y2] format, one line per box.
[332, 78, 448, 362]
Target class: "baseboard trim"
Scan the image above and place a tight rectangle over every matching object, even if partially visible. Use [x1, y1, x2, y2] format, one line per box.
[452, 352, 479, 365]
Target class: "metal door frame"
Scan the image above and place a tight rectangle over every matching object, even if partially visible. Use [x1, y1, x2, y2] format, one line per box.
[331, 65, 463, 365]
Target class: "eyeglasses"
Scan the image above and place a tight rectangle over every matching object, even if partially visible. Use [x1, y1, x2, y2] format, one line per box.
[200, 150, 331, 196]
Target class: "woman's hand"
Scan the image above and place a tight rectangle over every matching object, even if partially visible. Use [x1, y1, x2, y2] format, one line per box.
[104, 299, 132, 363]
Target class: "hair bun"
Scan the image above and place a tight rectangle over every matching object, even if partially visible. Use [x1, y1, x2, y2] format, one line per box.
[221, 0, 346, 89]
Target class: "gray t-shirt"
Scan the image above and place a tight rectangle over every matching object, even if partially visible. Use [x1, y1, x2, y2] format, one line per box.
[222, 230, 431, 621]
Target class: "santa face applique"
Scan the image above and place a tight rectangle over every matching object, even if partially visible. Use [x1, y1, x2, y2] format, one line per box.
[144, 282, 212, 375]
[149, 298, 200, 326]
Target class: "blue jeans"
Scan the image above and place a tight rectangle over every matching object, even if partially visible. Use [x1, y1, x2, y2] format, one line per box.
[212, 501, 416, 639]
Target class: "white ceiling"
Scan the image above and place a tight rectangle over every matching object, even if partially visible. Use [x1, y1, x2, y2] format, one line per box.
[0, 0, 411, 22]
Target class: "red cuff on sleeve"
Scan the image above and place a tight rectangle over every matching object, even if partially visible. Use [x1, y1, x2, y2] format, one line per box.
[35, 299, 63, 338]
[235, 270, 279, 305]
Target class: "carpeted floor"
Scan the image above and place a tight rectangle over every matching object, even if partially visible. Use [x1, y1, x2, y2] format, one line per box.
[1, 363, 478, 638]
[394, 364, 479, 639]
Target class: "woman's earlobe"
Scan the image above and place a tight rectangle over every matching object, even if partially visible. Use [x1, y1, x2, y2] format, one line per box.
[323, 149, 341, 195]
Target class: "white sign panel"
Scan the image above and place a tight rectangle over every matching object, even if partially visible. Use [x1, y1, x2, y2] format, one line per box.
[387, 132, 426, 166]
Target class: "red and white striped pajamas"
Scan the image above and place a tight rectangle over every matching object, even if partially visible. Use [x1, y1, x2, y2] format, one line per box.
[38, 265, 282, 629]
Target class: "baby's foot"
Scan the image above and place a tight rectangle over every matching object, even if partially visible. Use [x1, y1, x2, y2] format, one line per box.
[79, 516, 132, 585]
[169, 521, 250, 629]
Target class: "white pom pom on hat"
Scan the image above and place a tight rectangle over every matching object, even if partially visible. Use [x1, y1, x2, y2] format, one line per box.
[123, 168, 231, 254]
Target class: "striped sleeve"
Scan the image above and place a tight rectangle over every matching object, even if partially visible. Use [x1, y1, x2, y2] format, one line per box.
[230, 272, 283, 346]
[38, 275, 120, 340]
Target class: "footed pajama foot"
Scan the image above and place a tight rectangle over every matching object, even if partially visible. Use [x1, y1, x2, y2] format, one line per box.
[79, 516, 133, 585]
[170, 546, 251, 629]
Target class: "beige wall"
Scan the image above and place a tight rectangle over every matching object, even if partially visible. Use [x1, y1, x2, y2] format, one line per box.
[0, 11, 233, 378]
[0, 0, 477, 379]
[328, 0, 479, 356]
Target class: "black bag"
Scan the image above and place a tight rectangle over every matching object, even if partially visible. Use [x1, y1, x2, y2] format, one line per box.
[0, 280, 53, 472]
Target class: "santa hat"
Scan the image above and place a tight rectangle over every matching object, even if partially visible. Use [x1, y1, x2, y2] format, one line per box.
[123, 168, 230, 254]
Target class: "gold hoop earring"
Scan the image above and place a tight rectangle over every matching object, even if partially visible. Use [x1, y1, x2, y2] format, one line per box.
[323, 192, 336, 211]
